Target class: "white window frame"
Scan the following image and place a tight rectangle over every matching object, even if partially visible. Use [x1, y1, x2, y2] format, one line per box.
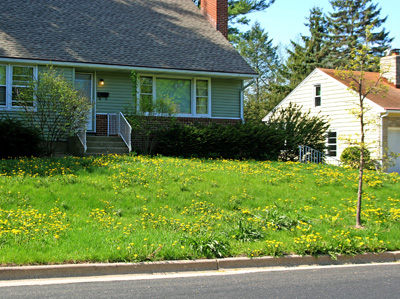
[0, 64, 6, 107]
[138, 74, 211, 117]
[0, 64, 37, 110]
[314, 84, 321, 107]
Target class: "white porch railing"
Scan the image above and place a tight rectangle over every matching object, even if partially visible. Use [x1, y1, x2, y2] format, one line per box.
[298, 145, 325, 164]
[118, 112, 132, 152]
[77, 129, 87, 153]
[299, 145, 341, 166]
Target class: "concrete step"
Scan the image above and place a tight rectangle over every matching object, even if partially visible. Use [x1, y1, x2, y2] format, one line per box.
[87, 141, 126, 148]
[86, 135, 122, 142]
[85, 135, 130, 156]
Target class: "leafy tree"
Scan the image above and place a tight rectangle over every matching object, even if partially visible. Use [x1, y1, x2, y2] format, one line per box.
[266, 102, 330, 161]
[326, 0, 393, 70]
[335, 28, 388, 228]
[17, 67, 91, 155]
[236, 22, 281, 123]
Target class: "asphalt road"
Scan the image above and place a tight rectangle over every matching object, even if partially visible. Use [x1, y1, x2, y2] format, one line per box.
[1, 263, 399, 299]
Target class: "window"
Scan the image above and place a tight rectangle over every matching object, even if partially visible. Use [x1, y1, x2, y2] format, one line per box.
[139, 77, 153, 112]
[196, 80, 208, 114]
[314, 84, 321, 107]
[12, 66, 34, 106]
[327, 131, 337, 157]
[139, 75, 210, 116]
[0, 66, 6, 106]
[157, 78, 191, 114]
[0, 65, 35, 109]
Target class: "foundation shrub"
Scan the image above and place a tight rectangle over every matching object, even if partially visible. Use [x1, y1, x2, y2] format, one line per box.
[0, 117, 42, 158]
[154, 122, 283, 160]
[340, 146, 373, 169]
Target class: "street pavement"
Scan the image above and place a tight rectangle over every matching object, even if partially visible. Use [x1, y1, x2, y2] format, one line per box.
[0, 263, 399, 298]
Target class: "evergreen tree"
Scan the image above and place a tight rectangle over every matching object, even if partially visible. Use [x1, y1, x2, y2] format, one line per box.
[269, 7, 329, 106]
[228, 0, 275, 35]
[192, 0, 276, 36]
[236, 22, 280, 123]
[326, 0, 393, 69]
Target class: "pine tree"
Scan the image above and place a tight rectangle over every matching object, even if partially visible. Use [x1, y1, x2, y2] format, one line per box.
[285, 7, 328, 87]
[228, 0, 275, 35]
[192, 0, 275, 36]
[269, 7, 329, 105]
[236, 22, 280, 123]
[327, 0, 393, 70]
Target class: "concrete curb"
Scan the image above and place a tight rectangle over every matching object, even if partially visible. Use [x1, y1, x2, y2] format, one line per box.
[1, 251, 399, 281]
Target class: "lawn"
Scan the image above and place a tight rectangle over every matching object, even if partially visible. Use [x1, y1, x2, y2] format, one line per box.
[0, 155, 399, 265]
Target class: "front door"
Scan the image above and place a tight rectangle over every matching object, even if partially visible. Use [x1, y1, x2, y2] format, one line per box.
[75, 73, 94, 131]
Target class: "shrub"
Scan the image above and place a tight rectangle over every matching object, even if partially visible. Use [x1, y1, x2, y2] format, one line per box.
[0, 117, 42, 158]
[154, 122, 283, 160]
[340, 146, 373, 169]
[266, 102, 330, 161]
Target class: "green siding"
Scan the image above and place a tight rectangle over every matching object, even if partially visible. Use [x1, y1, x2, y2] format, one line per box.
[96, 72, 133, 114]
[211, 79, 242, 118]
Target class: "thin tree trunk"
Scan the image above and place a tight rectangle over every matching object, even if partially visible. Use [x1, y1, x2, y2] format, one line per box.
[356, 95, 365, 228]
[356, 154, 363, 227]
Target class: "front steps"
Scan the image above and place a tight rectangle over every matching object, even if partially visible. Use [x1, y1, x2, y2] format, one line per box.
[85, 135, 130, 156]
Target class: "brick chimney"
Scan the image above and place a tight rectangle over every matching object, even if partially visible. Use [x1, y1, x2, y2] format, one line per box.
[200, 0, 228, 39]
[381, 48, 400, 88]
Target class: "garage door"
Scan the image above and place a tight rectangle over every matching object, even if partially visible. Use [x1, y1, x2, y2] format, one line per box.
[388, 128, 400, 173]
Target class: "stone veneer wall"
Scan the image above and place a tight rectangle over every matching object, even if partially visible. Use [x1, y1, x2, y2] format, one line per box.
[380, 54, 400, 88]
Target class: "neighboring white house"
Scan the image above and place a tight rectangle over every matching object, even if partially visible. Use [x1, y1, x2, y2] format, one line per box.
[263, 50, 400, 173]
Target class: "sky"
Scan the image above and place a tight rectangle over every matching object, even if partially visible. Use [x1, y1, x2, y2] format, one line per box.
[239, 0, 400, 50]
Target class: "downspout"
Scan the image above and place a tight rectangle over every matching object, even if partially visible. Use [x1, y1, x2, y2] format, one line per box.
[380, 111, 389, 168]
[240, 79, 256, 123]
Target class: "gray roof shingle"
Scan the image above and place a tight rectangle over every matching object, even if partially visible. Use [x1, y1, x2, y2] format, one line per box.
[0, 0, 257, 75]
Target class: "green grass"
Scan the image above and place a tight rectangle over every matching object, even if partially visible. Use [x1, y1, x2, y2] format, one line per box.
[0, 155, 399, 265]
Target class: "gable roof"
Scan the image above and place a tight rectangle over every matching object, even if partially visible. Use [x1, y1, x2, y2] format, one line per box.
[319, 68, 400, 110]
[0, 0, 257, 76]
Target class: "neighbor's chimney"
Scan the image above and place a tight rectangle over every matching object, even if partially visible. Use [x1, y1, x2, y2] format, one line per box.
[381, 48, 400, 88]
[200, 0, 228, 39]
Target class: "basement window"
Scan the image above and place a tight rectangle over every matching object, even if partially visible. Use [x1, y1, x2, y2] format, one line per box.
[327, 131, 337, 157]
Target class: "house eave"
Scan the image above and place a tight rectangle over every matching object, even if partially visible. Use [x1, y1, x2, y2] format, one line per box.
[0, 57, 258, 80]
[383, 108, 400, 113]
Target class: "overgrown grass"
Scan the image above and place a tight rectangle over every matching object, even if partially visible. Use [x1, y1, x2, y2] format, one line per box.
[0, 155, 399, 265]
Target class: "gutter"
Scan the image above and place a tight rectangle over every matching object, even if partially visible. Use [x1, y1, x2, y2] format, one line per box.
[0, 57, 258, 80]
[381, 111, 389, 161]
